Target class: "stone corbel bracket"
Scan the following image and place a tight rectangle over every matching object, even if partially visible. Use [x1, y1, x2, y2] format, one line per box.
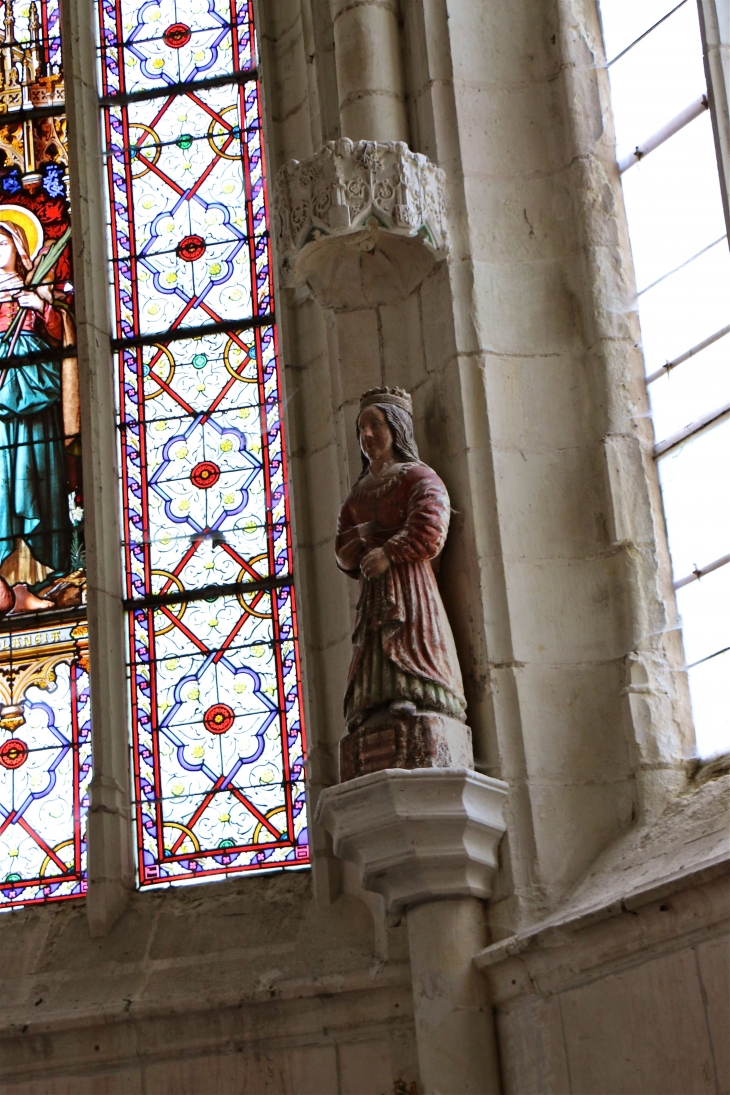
[316, 767, 509, 916]
[273, 139, 449, 308]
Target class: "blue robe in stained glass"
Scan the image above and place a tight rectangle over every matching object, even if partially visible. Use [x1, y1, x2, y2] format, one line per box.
[0, 306, 70, 579]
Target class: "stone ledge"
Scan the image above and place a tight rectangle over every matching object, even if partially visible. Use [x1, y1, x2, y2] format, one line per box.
[316, 767, 509, 915]
[0, 976, 414, 1083]
[557, 771, 730, 918]
[475, 774, 730, 1002]
[476, 867, 728, 1006]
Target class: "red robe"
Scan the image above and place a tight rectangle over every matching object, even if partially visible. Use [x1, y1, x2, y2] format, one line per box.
[0, 298, 64, 340]
[336, 462, 466, 722]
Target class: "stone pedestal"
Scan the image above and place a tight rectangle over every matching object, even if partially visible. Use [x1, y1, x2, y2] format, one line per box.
[340, 708, 472, 782]
[316, 768, 508, 1093]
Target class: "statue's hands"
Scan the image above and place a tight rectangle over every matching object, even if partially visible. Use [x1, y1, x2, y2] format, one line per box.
[360, 546, 390, 579]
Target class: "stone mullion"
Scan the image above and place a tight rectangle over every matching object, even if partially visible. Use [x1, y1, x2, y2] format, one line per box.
[397, 0, 691, 916]
[555, 0, 693, 790]
[256, 0, 350, 905]
[62, 0, 134, 936]
[698, 0, 730, 235]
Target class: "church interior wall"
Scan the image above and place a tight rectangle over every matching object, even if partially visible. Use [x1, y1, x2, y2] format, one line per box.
[0, 0, 727, 1092]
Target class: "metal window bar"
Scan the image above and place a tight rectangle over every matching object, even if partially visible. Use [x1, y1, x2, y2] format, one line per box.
[606, 0, 689, 67]
[646, 323, 730, 384]
[110, 312, 275, 351]
[619, 95, 709, 173]
[684, 644, 730, 671]
[122, 575, 291, 612]
[638, 234, 727, 296]
[98, 67, 259, 107]
[674, 552, 730, 589]
[654, 399, 730, 456]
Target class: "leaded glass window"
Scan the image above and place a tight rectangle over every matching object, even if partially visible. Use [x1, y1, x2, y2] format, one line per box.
[96, 0, 309, 886]
[599, 0, 730, 758]
[0, 0, 92, 908]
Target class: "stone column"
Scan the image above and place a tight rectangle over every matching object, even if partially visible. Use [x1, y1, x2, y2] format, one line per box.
[63, 0, 134, 935]
[332, 0, 409, 143]
[277, 141, 507, 1091]
[407, 898, 501, 1094]
[316, 768, 508, 1095]
[699, 0, 730, 231]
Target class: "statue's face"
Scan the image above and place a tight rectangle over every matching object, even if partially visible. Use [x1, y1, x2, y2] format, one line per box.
[358, 405, 394, 466]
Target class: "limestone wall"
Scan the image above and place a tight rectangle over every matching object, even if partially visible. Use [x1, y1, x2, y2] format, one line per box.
[0, 0, 726, 1092]
[487, 872, 728, 1095]
[263, 0, 693, 933]
[0, 873, 419, 1094]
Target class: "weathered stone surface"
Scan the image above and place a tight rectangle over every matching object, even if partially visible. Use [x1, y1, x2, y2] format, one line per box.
[0, 872, 417, 1093]
[316, 767, 508, 914]
[273, 139, 448, 305]
[339, 709, 472, 782]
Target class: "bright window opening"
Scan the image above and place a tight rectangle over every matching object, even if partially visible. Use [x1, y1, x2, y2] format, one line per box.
[600, 0, 730, 758]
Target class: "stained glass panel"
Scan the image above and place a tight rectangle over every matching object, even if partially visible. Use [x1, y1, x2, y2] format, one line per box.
[0, 0, 91, 908]
[98, 0, 308, 886]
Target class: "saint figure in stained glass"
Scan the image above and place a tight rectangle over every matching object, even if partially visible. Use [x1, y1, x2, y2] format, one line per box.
[0, 208, 77, 608]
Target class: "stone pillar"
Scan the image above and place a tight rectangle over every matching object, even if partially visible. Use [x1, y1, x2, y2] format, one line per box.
[62, 0, 134, 936]
[699, 0, 730, 231]
[275, 148, 506, 1089]
[408, 898, 501, 1094]
[316, 767, 508, 1094]
[332, 0, 409, 143]
[275, 138, 511, 1079]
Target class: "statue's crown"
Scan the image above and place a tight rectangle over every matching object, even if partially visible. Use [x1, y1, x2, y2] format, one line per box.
[359, 386, 412, 415]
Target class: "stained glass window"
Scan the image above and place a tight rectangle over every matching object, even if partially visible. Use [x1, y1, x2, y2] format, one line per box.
[0, 0, 92, 909]
[96, 0, 308, 886]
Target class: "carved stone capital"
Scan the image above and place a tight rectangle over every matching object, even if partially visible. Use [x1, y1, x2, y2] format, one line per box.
[315, 767, 508, 915]
[273, 140, 449, 307]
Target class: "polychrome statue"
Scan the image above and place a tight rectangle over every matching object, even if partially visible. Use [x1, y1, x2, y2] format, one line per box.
[335, 387, 471, 779]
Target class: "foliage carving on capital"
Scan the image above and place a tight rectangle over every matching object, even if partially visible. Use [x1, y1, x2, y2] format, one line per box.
[273, 140, 448, 302]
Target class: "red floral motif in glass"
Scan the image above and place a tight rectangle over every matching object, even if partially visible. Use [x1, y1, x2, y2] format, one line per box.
[0, 739, 28, 769]
[204, 704, 235, 735]
[190, 461, 220, 489]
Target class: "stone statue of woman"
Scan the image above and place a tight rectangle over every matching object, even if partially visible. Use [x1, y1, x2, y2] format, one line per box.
[335, 387, 470, 778]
